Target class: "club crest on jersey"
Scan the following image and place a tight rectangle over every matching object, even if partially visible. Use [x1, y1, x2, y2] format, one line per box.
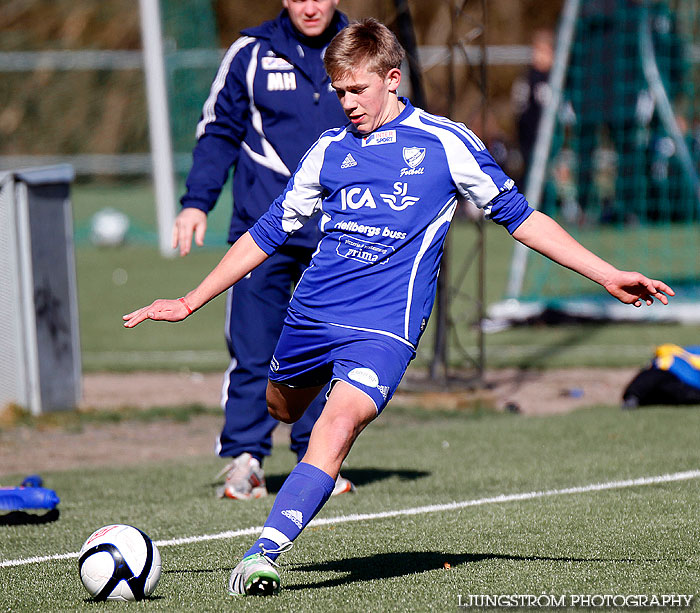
[362, 130, 396, 147]
[401, 146, 426, 177]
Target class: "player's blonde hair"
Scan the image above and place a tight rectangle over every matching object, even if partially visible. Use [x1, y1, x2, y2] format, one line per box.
[324, 18, 405, 81]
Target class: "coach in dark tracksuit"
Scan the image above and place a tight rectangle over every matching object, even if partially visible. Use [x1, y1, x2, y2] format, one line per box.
[173, 1, 351, 499]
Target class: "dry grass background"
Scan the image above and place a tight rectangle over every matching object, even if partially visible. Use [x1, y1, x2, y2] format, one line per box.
[0, 367, 638, 478]
[0, 0, 562, 158]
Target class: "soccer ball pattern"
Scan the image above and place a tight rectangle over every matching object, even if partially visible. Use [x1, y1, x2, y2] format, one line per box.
[78, 524, 161, 601]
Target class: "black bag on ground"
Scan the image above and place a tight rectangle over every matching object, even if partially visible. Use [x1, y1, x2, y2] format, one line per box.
[622, 344, 700, 408]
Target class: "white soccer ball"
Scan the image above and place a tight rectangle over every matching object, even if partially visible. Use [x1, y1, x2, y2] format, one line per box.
[78, 524, 161, 601]
[90, 208, 130, 247]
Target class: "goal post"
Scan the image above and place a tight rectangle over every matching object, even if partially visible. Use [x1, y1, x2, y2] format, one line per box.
[139, 0, 177, 258]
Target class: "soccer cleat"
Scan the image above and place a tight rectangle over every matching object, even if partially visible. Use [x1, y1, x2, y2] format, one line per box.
[228, 543, 292, 597]
[228, 553, 280, 596]
[216, 453, 268, 500]
[331, 474, 356, 496]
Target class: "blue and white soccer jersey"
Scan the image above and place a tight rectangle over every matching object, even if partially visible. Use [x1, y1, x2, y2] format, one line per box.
[251, 99, 533, 403]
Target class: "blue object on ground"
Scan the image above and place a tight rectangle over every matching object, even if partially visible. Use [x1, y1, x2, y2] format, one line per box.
[20, 475, 43, 488]
[0, 487, 60, 511]
[0, 477, 59, 511]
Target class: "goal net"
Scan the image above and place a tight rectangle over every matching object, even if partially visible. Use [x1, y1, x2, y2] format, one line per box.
[496, 0, 700, 323]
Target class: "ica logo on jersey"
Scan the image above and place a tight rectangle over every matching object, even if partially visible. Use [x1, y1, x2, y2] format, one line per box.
[340, 187, 377, 210]
[341, 183, 419, 212]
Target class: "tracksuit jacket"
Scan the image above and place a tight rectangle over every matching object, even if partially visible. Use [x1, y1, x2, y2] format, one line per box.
[180, 10, 349, 249]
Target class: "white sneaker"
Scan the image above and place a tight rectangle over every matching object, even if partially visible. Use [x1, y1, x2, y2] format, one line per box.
[331, 474, 356, 496]
[216, 453, 268, 500]
[228, 552, 281, 596]
[228, 542, 292, 597]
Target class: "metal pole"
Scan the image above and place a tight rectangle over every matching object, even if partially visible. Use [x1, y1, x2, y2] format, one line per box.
[505, 0, 581, 298]
[139, 0, 176, 257]
[394, 0, 427, 109]
[430, 1, 458, 383]
[476, 0, 487, 381]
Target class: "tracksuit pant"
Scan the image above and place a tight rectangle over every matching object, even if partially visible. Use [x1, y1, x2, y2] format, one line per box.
[217, 246, 325, 463]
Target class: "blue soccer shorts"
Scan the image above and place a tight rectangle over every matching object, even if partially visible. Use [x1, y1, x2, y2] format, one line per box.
[268, 308, 416, 413]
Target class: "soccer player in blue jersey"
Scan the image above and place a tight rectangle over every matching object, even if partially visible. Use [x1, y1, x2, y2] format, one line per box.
[124, 18, 674, 597]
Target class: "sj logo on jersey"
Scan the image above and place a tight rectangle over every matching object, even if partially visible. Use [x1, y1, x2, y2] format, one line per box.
[380, 182, 420, 211]
[261, 56, 294, 70]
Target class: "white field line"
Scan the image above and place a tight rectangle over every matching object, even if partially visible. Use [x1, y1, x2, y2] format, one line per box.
[2, 469, 699, 569]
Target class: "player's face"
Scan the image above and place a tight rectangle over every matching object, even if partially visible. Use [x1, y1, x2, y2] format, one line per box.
[332, 63, 402, 134]
[283, 0, 339, 38]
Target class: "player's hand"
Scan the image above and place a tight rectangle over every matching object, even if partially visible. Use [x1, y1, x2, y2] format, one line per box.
[172, 208, 208, 256]
[122, 298, 191, 328]
[603, 271, 675, 307]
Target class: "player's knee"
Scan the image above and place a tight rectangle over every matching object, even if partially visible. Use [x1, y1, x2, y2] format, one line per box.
[266, 392, 298, 423]
[267, 401, 296, 424]
[322, 413, 364, 445]
[266, 384, 290, 422]
[266, 381, 316, 423]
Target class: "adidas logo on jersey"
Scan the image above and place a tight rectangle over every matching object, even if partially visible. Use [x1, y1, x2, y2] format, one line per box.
[281, 509, 303, 529]
[341, 154, 357, 169]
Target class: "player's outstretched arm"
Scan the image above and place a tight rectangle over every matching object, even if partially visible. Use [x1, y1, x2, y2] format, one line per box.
[123, 232, 269, 328]
[511, 211, 674, 307]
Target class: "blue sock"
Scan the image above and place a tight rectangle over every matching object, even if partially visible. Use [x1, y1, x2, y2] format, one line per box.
[244, 462, 335, 561]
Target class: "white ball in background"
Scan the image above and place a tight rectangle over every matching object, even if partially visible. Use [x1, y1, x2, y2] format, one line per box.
[90, 208, 130, 247]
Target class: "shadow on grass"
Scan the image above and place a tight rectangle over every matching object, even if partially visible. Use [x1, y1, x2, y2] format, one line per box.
[0, 509, 60, 526]
[498, 319, 608, 371]
[265, 468, 430, 494]
[286, 551, 651, 590]
[163, 567, 231, 575]
[82, 595, 164, 604]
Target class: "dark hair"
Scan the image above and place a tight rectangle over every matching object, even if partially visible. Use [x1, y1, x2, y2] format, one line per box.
[324, 18, 405, 81]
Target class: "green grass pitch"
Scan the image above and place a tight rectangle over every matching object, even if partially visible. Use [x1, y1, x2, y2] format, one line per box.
[2, 404, 699, 611]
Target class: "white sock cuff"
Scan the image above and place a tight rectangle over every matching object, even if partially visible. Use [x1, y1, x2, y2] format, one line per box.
[260, 526, 292, 548]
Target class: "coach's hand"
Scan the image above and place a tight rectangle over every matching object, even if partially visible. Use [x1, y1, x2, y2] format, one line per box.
[603, 271, 674, 307]
[123, 297, 192, 328]
[172, 208, 207, 256]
